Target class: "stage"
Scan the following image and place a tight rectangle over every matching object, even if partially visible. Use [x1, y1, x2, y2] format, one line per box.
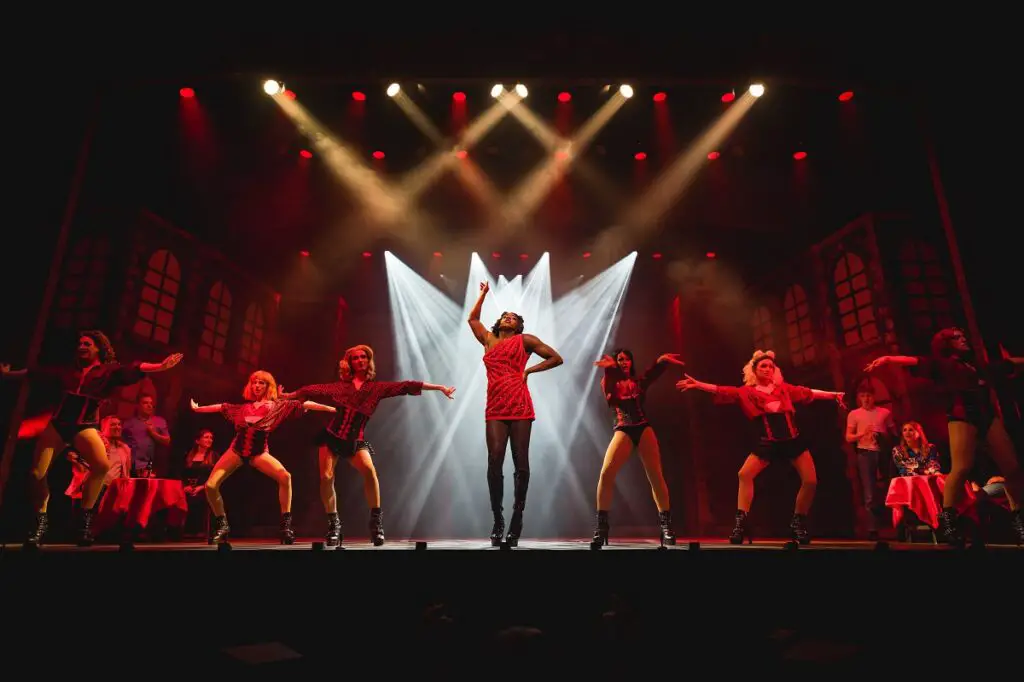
[2, 536, 1020, 673]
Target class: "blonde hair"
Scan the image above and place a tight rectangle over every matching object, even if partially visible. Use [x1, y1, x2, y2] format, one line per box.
[339, 344, 376, 381]
[742, 349, 784, 387]
[899, 421, 930, 453]
[243, 370, 279, 401]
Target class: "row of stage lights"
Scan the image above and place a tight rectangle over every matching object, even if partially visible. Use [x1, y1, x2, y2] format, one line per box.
[299, 250, 717, 260]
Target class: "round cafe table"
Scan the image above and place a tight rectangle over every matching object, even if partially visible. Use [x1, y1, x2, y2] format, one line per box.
[93, 477, 188, 535]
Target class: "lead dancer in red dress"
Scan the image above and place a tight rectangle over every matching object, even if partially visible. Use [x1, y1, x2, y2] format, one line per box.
[468, 282, 564, 546]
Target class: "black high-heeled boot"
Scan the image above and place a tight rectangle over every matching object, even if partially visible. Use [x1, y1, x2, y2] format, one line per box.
[490, 512, 505, 547]
[591, 510, 610, 548]
[77, 507, 96, 547]
[25, 512, 48, 547]
[658, 510, 676, 546]
[506, 507, 524, 547]
[728, 510, 751, 545]
[326, 512, 342, 547]
[1012, 509, 1024, 547]
[210, 515, 230, 544]
[789, 513, 810, 545]
[280, 512, 295, 545]
[938, 507, 965, 548]
[369, 507, 385, 546]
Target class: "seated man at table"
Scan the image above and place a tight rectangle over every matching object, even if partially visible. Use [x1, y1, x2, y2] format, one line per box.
[66, 415, 131, 505]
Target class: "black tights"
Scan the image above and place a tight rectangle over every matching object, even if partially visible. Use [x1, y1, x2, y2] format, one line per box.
[486, 420, 532, 514]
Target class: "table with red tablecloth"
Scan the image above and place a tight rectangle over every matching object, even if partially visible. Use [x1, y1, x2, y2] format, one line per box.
[884, 474, 1011, 529]
[93, 478, 188, 534]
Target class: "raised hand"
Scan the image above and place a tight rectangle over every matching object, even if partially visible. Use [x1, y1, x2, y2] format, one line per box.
[160, 353, 184, 371]
[190, 399, 200, 411]
[675, 374, 698, 391]
[479, 281, 490, 296]
[657, 353, 686, 367]
[864, 357, 888, 372]
[593, 355, 616, 368]
[440, 385, 457, 400]
[834, 391, 846, 407]
[0, 363, 10, 377]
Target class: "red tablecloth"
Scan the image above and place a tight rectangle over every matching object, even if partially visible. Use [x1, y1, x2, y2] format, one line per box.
[94, 478, 188, 534]
[885, 474, 979, 529]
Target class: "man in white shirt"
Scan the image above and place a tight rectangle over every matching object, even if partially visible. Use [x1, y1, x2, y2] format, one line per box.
[846, 385, 897, 539]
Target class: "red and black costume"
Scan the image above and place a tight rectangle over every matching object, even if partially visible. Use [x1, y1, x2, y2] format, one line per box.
[29, 362, 145, 443]
[292, 379, 424, 458]
[483, 335, 534, 545]
[911, 355, 1014, 435]
[602, 360, 668, 446]
[219, 400, 307, 462]
[713, 383, 816, 461]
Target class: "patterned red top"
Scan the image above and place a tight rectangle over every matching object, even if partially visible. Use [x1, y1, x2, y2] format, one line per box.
[219, 400, 306, 457]
[294, 379, 423, 440]
[713, 383, 815, 441]
[483, 335, 534, 421]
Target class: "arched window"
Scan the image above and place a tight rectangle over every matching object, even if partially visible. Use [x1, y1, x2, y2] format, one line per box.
[834, 252, 878, 347]
[54, 236, 110, 330]
[900, 240, 953, 336]
[199, 281, 232, 365]
[238, 302, 265, 373]
[133, 249, 180, 344]
[751, 305, 774, 350]
[783, 284, 815, 366]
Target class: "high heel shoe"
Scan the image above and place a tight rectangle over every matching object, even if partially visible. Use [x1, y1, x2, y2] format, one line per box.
[210, 515, 230, 544]
[369, 507, 385, 546]
[938, 507, 965, 548]
[658, 510, 676, 546]
[326, 512, 343, 547]
[728, 510, 752, 545]
[76, 507, 96, 547]
[1012, 509, 1023, 547]
[490, 512, 505, 547]
[25, 512, 48, 547]
[280, 512, 295, 545]
[506, 509, 523, 547]
[591, 510, 609, 549]
[789, 513, 810, 545]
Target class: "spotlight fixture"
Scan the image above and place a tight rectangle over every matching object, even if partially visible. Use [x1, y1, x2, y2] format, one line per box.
[490, 84, 503, 98]
[619, 84, 634, 98]
[515, 83, 528, 98]
[749, 83, 765, 97]
[386, 83, 400, 97]
[262, 80, 282, 96]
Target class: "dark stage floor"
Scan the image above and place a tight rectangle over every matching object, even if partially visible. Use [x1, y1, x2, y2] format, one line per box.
[3, 536, 1020, 674]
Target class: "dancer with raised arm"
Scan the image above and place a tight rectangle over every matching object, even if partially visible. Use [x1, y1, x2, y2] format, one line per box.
[190, 370, 335, 545]
[865, 327, 1024, 545]
[280, 344, 456, 547]
[591, 349, 687, 547]
[676, 350, 844, 545]
[468, 282, 563, 547]
[0, 330, 182, 546]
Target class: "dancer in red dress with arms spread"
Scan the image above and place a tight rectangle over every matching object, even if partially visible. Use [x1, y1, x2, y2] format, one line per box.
[468, 282, 563, 546]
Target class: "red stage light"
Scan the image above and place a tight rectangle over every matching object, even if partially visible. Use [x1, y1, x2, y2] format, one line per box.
[179, 87, 195, 98]
[283, 89, 296, 100]
[653, 92, 667, 102]
[362, 252, 372, 258]
[299, 149, 312, 159]
[519, 253, 529, 260]
[634, 152, 647, 160]
[707, 151, 720, 160]
[793, 151, 807, 160]
[372, 151, 385, 160]
[582, 252, 592, 259]
[652, 253, 663, 259]
[492, 252, 501, 259]
[299, 250, 310, 257]
[352, 91, 366, 101]
[433, 251, 443, 257]
[721, 91, 735, 103]
[838, 91, 854, 102]
[455, 150, 468, 159]
[557, 92, 571, 102]
[453, 91, 466, 102]
[706, 252, 717, 259]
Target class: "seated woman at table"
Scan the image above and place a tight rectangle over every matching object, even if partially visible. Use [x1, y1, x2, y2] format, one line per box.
[191, 370, 336, 544]
[181, 428, 215, 538]
[891, 421, 942, 477]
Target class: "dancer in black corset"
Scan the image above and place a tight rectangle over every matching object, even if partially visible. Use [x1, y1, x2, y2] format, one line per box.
[1, 331, 182, 546]
[591, 349, 686, 547]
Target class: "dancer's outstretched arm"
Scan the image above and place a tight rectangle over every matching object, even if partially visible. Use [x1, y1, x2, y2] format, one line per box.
[139, 353, 184, 373]
[864, 355, 918, 372]
[190, 399, 223, 413]
[302, 401, 337, 413]
[422, 383, 457, 399]
[467, 282, 495, 348]
[0, 364, 27, 379]
[675, 374, 719, 393]
[523, 335, 563, 381]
